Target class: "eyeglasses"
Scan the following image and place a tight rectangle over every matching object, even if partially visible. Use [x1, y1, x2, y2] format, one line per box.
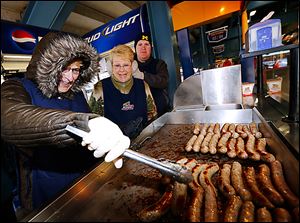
[62, 67, 81, 76]
[113, 64, 131, 70]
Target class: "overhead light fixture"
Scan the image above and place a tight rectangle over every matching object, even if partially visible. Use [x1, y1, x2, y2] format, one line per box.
[260, 11, 274, 23]
[249, 10, 256, 17]
[2, 54, 32, 62]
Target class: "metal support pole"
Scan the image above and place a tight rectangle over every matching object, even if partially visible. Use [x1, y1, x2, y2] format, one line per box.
[146, 1, 181, 108]
[21, 1, 76, 30]
[176, 28, 194, 79]
[283, 47, 299, 122]
[256, 55, 264, 95]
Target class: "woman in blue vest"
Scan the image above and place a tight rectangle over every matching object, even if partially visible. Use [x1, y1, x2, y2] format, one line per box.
[1, 32, 130, 218]
[89, 44, 157, 139]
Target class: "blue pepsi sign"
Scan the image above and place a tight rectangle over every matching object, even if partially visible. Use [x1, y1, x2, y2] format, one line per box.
[83, 5, 150, 54]
[1, 20, 52, 55]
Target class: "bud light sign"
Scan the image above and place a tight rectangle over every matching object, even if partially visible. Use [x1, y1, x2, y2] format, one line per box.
[83, 5, 150, 54]
[1, 20, 51, 55]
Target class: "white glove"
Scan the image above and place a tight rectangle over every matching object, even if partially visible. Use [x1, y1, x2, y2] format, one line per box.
[132, 60, 144, 79]
[81, 117, 130, 168]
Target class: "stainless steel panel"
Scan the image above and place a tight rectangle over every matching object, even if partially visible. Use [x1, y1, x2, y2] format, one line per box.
[173, 65, 243, 110]
[204, 103, 243, 110]
[201, 65, 242, 105]
[252, 107, 299, 194]
[172, 104, 205, 112]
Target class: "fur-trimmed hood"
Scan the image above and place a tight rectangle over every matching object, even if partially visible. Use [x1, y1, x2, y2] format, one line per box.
[26, 32, 99, 98]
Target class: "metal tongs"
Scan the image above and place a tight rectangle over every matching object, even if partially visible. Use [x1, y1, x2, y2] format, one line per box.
[65, 125, 193, 184]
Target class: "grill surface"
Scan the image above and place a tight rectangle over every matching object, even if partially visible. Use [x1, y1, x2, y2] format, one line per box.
[24, 105, 299, 222]
[25, 123, 299, 222]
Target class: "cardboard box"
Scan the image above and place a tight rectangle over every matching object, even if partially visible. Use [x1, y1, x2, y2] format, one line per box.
[248, 19, 282, 52]
[266, 77, 282, 93]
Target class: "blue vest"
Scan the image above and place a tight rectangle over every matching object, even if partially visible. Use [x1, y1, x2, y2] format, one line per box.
[21, 78, 89, 111]
[102, 78, 148, 127]
[20, 78, 97, 209]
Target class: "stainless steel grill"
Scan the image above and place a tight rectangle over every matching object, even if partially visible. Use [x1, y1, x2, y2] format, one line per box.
[23, 108, 299, 222]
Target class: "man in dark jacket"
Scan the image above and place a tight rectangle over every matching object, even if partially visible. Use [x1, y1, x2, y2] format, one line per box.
[1, 32, 130, 218]
[133, 33, 170, 117]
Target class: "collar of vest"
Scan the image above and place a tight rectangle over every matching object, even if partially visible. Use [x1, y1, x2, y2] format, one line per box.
[111, 76, 133, 94]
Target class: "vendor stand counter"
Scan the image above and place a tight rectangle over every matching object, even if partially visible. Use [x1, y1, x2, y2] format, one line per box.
[23, 66, 298, 222]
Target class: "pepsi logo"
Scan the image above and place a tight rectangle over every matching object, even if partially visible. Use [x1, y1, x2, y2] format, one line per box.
[12, 30, 37, 51]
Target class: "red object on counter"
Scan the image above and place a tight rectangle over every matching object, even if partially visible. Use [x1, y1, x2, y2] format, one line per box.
[223, 58, 232, 67]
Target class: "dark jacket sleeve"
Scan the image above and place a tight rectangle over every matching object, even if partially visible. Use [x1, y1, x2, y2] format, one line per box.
[1, 79, 99, 148]
[144, 59, 169, 89]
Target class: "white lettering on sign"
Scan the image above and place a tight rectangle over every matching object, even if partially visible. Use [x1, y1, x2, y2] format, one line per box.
[85, 14, 140, 43]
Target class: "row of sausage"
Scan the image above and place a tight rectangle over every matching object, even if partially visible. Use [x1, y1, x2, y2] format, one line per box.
[185, 122, 275, 162]
[137, 158, 299, 222]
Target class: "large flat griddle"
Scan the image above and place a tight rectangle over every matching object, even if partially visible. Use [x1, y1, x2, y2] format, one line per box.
[24, 109, 299, 222]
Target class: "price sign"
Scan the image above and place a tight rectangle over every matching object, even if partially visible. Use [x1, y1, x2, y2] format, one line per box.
[212, 44, 225, 54]
[206, 26, 228, 43]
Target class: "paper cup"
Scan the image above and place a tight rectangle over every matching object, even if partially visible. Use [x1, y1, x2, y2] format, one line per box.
[242, 82, 255, 96]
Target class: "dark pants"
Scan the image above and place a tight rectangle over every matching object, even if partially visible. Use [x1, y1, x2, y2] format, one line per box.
[1, 197, 17, 222]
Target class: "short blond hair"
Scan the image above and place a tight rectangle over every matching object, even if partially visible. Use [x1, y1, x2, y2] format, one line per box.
[109, 44, 134, 63]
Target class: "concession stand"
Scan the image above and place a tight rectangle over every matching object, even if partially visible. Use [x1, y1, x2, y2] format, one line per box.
[22, 65, 299, 222]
